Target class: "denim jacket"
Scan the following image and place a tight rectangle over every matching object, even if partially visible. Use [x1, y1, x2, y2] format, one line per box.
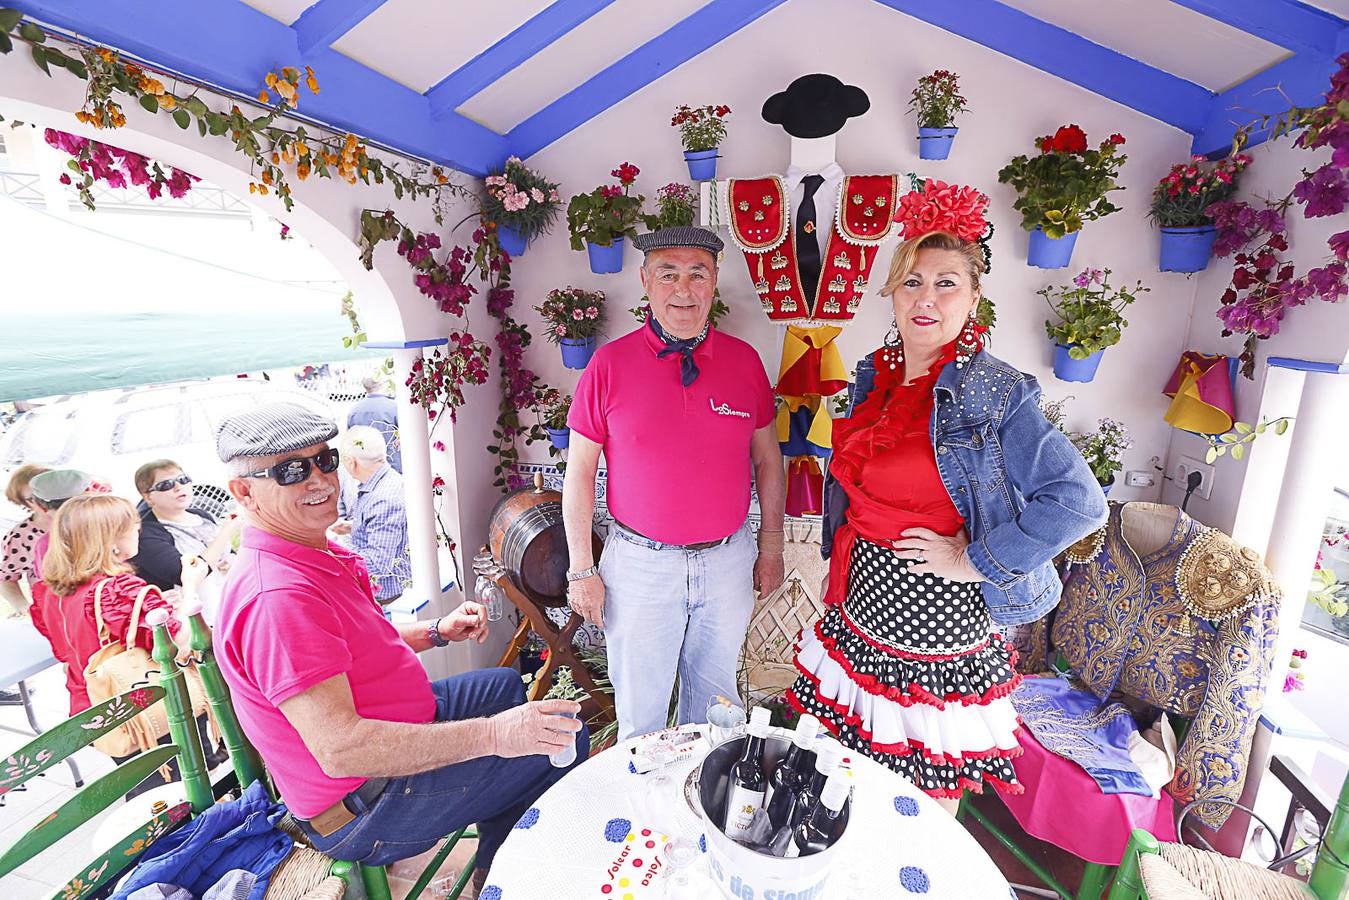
[822, 348, 1107, 626]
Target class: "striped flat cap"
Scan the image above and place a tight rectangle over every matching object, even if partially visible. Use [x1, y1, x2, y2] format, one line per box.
[216, 401, 338, 462]
[632, 225, 724, 257]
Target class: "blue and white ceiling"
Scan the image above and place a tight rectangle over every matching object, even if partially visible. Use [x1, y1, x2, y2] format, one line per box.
[10, 0, 1349, 176]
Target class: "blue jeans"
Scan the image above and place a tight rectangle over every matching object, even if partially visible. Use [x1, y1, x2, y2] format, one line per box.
[302, 668, 588, 871]
[600, 522, 757, 741]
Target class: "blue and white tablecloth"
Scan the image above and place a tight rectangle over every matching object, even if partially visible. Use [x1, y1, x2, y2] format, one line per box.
[485, 725, 1011, 899]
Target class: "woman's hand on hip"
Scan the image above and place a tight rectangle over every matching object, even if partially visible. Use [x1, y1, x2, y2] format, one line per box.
[891, 527, 985, 583]
[567, 573, 606, 628]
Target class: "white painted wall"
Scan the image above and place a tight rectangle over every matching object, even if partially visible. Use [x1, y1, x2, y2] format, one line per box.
[502, 0, 1203, 505]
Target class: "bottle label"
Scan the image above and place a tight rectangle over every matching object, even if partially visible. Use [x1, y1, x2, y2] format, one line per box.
[722, 786, 765, 841]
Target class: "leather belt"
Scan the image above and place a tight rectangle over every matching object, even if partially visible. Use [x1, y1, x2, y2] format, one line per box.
[295, 777, 389, 837]
[613, 518, 734, 552]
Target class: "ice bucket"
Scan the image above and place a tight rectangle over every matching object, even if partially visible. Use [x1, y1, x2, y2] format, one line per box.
[696, 733, 851, 900]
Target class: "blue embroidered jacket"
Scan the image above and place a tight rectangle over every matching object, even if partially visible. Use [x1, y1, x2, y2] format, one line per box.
[822, 348, 1108, 626]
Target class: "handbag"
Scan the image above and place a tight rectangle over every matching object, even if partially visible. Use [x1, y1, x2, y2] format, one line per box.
[85, 579, 210, 758]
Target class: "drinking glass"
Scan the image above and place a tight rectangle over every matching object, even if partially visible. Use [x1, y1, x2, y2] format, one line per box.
[427, 873, 460, 900]
[705, 696, 747, 747]
[640, 742, 679, 835]
[662, 836, 700, 899]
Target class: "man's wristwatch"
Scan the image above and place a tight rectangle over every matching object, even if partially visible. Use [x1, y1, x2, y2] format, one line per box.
[566, 566, 599, 582]
[426, 616, 449, 647]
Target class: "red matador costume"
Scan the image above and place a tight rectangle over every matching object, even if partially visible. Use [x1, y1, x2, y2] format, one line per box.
[725, 173, 899, 515]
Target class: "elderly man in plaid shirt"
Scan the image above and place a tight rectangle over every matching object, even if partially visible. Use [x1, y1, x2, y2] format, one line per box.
[334, 426, 412, 603]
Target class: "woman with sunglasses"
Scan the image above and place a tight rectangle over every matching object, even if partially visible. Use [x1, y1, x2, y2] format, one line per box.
[130, 459, 241, 621]
[1, 463, 52, 616]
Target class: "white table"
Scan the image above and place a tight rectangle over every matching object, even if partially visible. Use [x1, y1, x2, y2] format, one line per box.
[0, 618, 84, 795]
[485, 725, 1011, 899]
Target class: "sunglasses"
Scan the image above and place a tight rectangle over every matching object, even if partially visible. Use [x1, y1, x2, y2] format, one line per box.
[243, 447, 341, 486]
[149, 474, 193, 493]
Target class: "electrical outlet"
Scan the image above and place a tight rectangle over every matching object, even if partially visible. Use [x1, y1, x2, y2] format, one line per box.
[1125, 470, 1155, 488]
[1173, 455, 1215, 500]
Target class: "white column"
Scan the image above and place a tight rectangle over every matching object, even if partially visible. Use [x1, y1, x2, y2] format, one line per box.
[391, 345, 443, 614]
[1263, 370, 1349, 690]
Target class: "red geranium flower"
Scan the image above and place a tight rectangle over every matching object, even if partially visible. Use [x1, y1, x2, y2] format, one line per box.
[611, 162, 640, 186]
[1049, 124, 1089, 154]
[894, 178, 990, 242]
[1109, 133, 1126, 145]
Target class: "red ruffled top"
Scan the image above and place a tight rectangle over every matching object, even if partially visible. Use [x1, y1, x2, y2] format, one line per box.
[824, 340, 968, 607]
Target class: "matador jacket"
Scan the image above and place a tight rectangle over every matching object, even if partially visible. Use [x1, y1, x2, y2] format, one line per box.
[1051, 502, 1280, 829]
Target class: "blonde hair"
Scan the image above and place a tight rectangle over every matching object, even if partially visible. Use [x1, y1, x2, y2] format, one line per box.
[880, 231, 985, 298]
[42, 494, 139, 596]
[5, 464, 51, 506]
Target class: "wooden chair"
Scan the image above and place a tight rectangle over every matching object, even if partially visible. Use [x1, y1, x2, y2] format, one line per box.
[1107, 759, 1349, 899]
[179, 607, 478, 900]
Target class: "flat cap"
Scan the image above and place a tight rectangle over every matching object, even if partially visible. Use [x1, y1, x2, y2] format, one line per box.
[632, 226, 723, 258]
[216, 401, 338, 462]
[30, 469, 93, 505]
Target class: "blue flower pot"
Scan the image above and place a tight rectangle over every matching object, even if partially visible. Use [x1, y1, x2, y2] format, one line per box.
[546, 427, 570, 451]
[1159, 225, 1218, 273]
[917, 127, 958, 160]
[559, 335, 597, 370]
[586, 237, 625, 274]
[684, 148, 719, 181]
[1028, 228, 1079, 269]
[1053, 344, 1105, 383]
[1099, 476, 1115, 496]
[497, 224, 527, 257]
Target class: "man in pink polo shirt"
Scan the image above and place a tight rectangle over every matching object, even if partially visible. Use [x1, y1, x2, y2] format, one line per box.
[213, 403, 585, 888]
[563, 226, 786, 740]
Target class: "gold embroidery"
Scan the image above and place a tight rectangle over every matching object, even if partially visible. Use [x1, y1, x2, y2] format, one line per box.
[1064, 527, 1106, 566]
[832, 251, 852, 270]
[771, 250, 789, 270]
[775, 275, 792, 292]
[737, 200, 750, 212]
[821, 298, 841, 314]
[827, 274, 847, 293]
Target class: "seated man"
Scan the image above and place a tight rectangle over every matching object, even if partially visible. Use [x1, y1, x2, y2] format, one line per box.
[333, 426, 412, 604]
[214, 402, 585, 885]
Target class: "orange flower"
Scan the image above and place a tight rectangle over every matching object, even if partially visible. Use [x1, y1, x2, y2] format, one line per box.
[248, 183, 257, 194]
[271, 152, 281, 164]
[295, 141, 309, 156]
[261, 169, 273, 185]
[258, 90, 271, 104]
[95, 48, 116, 63]
[157, 94, 176, 110]
[259, 184, 269, 196]
[297, 162, 311, 179]
[265, 72, 278, 89]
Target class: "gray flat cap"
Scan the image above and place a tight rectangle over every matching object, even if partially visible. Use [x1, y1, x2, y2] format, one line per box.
[632, 226, 723, 257]
[216, 401, 338, 462]
[30, 469, 92, 505]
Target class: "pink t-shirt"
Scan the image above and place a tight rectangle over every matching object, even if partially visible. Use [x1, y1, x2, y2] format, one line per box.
[216, 527, 435, 819]
[569, 324, 775, 544]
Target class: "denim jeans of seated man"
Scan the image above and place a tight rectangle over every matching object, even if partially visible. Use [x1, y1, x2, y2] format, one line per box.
[600, 522, 757, 742]
[300, 667, 589, 871]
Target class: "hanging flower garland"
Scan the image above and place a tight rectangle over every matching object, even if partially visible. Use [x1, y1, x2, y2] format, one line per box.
[44, 127, 197, 209]
[1209, 52, 1349, 378]
[0, 12, 472, 218]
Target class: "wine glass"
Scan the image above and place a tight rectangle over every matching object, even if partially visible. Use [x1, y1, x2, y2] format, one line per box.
[472, 550, 507, 621]
[640, 742, 679, 836]
[705, 696, 747, 747]
[662, 835, 700, 899]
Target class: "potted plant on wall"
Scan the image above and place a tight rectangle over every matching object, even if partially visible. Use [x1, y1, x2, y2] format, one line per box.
[671, 104, 730, 181]
[535, 286, 606, 369]
[567, 162, 645, 274]
[1041, 267, 1149, 382]
[1149, 153, 1252, 273]
[481, 155, 561, 258]
[536, 388, 572, 451]
[1072, 417, 1132, 494]
[998, 125, 1128, 268]
[643, 182, 698, 230]
[908, 69, 968, 160]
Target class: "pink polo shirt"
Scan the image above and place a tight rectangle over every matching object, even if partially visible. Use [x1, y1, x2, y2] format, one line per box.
[569, 324, 775, 544]
[216, 527, 435, 819]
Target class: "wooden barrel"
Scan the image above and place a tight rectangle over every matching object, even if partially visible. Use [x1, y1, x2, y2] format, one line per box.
[487, 479, 600, 607]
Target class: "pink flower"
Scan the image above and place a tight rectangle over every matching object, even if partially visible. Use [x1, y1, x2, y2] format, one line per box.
[432, 440, 445, 451]
[600, 185, 622, 200]
[549, 189, 560, 202]
[571, 309, 584, 320]
[530, 187, 545, 203]
[554, 324, 566, 335]
[587, 305, 598, 317]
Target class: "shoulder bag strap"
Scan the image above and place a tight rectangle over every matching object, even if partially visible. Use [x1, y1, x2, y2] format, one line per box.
[92, 577, 115, 646]
[123, 583, 157, 651]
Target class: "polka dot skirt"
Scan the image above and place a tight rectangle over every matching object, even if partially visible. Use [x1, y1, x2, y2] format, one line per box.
[1, 517, 42, 583]
[789, 537, 1023, 798]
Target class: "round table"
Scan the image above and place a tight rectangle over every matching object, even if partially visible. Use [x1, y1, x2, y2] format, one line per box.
[485, 725, 1011, 899]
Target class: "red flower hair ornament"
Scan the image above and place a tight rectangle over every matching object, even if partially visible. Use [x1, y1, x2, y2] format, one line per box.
[894, 179, 995, 273]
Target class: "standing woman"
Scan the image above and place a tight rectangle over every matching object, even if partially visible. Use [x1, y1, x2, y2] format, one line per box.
[788, 185, 1107, 813]
[1, 464, 51, 615]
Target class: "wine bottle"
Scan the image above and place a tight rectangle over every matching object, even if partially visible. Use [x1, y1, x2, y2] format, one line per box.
[783, 771, 849, 858]
[722, 706, 771, 842]
[790, 739, 841, 832]
[764, 714, 819, 829]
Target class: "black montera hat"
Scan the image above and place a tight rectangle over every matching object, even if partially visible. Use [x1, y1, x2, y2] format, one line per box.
[762, 74, 870, 139]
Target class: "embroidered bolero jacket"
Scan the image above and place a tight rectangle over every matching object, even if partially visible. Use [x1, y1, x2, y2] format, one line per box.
[1051, 502, 1280, 829]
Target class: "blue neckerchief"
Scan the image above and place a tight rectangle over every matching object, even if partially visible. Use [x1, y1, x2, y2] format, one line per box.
[648, 315, 709, 387]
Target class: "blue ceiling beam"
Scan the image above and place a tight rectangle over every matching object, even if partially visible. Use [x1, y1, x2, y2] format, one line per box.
[9, 0, 509, 176]
[507, 0, 790, 160]
[871, 0, 1214, 134]
[427, 0, 615, 117]
[1190, 51, 1343, 157]
[1167, 0, 1346, 58]
[292, 0, 388, 56]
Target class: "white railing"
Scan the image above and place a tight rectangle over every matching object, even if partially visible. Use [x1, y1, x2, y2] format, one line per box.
[0, 170, 252, 217]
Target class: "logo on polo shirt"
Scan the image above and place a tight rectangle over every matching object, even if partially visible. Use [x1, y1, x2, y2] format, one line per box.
[709, 398, 750, 419]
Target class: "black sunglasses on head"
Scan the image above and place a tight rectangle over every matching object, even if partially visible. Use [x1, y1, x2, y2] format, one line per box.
[243, 447, 340, 486]
[149, 474, 193, 493]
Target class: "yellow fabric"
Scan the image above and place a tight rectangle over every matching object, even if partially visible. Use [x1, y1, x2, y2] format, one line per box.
[1164, 360, 1234, 435]
[776, 325, 846, 388]
[774, 397, 834, 450]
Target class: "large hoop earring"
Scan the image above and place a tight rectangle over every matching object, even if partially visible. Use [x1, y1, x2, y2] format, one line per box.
[955, 308, 979, 369]
[883, 321, 904, 371]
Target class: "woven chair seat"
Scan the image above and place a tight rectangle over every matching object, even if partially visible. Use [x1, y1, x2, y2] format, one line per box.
[1137, 841, 1313, 900]
[265, 845, 346, 900]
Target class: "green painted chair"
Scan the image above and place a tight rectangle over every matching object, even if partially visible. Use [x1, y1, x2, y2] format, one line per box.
[179, 607, 478, 900]
[1106, 762, 1349, 899]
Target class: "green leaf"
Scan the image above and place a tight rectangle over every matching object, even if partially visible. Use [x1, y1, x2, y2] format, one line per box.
[1205, 447, 1218, 464]
[29, 43, 48, 75]
[183, 96, 209, 117]
[0, 9, 24, 32]
[172, 108, 190, 129]
[1234, 421, 1253, 434]
[197, 117, 207, 137]
[138, 93, 160, 114]
[67, 59, 87, 79]
[1274, 419, 1290, 435]
[18, 21, 45, 43]
[206, 113, 227, 135]
[1231, 443, 1245, 461]
[0, 31, 11, 54]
